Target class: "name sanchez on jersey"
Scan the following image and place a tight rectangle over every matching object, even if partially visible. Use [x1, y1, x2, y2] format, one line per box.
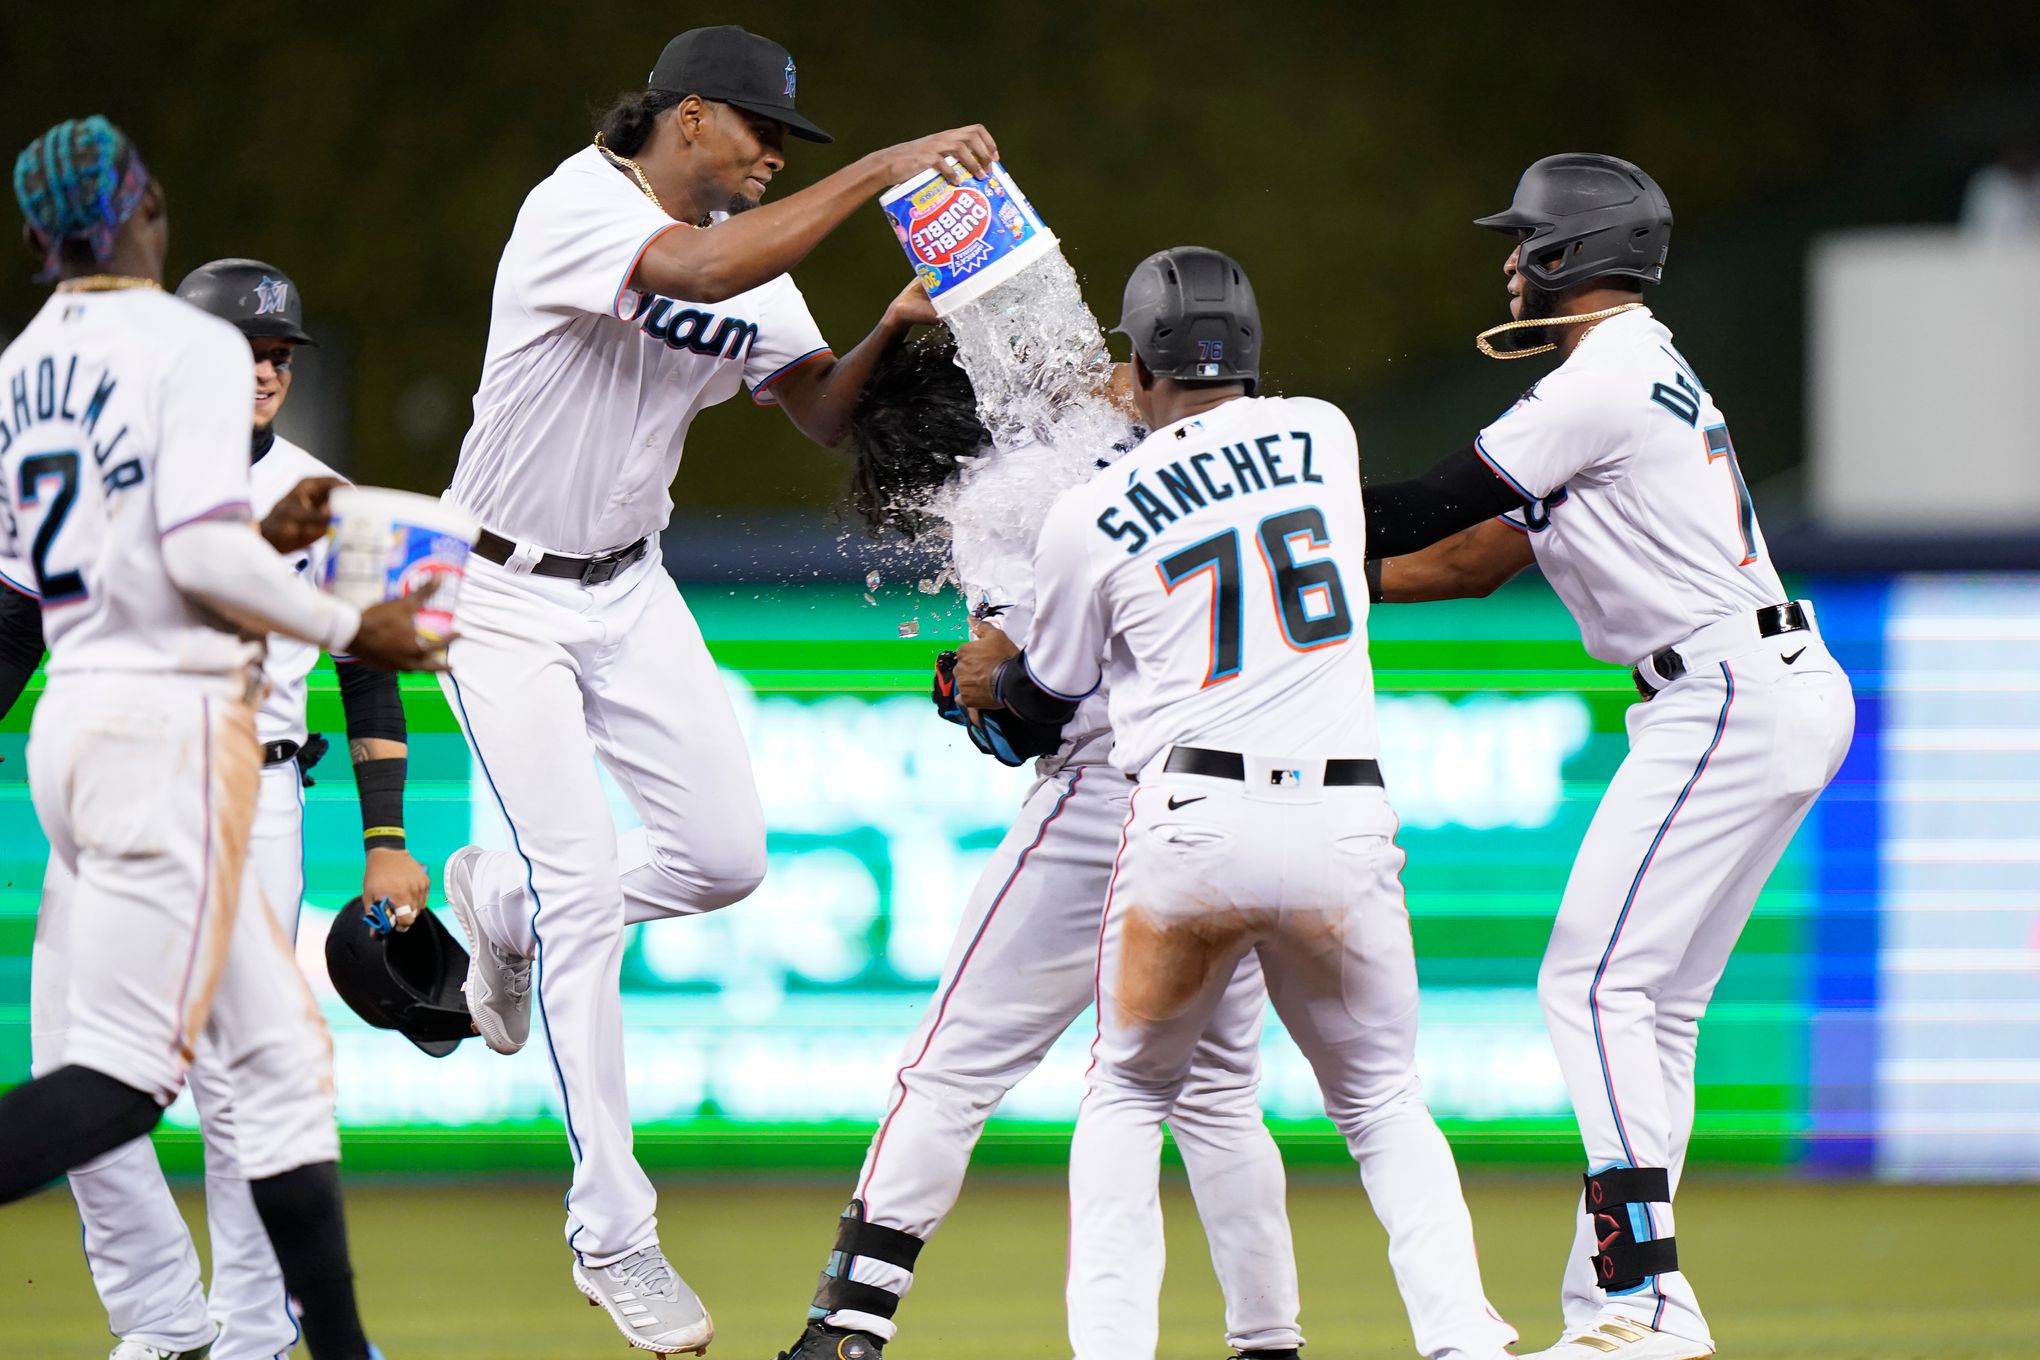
[1097, 428, 1323, 556]
[0, 353, 143, 497]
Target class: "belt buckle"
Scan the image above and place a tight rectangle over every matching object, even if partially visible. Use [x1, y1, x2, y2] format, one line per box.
[580, 555, 619, 585]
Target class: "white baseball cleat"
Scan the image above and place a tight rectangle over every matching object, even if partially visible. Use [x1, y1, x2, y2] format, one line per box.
[444, 844, 532, 1055]
[1517, 1312, 1713, 1359]
[110, 1341, 213, 1360]
[573, 1246, 715, 1354]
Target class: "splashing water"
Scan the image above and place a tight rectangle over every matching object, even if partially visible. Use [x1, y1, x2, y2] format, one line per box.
[922, 249, 1134, 620]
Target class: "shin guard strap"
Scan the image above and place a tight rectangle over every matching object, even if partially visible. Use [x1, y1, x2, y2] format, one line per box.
[815, 1275, 903, 1320]
[1584, 1166, 1678, 1292]
[832, 1215, 925, 1272]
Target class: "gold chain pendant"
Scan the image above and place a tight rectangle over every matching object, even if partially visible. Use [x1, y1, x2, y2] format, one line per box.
[1474, 301, 1645, 360]
[54, 274, 162, 294]
[594, 134, 665, 214]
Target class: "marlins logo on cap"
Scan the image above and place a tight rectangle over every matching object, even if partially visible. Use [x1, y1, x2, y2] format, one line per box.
[783, 57, 796, 98]
[253, 275, 290, 316]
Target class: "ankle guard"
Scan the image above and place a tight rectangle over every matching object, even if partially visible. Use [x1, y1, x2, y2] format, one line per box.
[809, 1200, 925, 1322]
[1585, 1166, 1678, 1293]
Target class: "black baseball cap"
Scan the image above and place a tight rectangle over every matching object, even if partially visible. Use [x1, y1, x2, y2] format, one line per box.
[648, 26, 831, 144]
[176, 257, 316, 345]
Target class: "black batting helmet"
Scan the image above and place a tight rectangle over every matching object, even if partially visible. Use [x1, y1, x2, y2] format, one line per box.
[175, 257, 316, 344]
[1476, 154, 1672, 291]
[1112, 247, 1260, 396]
[324, 897, 475, 1058]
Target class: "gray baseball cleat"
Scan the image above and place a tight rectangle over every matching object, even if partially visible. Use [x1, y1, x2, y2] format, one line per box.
[109, 1341, 213, 1360]
[573, 1246, 715, 1354]
[443, 845, 532, 1055]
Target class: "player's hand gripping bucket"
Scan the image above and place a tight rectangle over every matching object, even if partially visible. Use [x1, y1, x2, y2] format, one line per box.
[321, 487, 477, 642]
[881, 161, 1056, 316]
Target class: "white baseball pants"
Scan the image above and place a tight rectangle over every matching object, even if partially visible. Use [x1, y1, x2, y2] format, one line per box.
[27, 674, 337, 1351]
[830, 764, 1302, 1352]
[43, 762, 312, 1358]
[1068, 761, 1517, 1360]
[440, 547, 766, 1266]
[1541, 632, 1853, 1345]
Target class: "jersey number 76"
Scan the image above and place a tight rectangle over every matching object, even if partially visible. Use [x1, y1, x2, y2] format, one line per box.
[1157, 507, 1354, 687]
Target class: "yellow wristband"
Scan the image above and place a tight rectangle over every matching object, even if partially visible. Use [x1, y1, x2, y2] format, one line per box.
[363, 827, 406, 842]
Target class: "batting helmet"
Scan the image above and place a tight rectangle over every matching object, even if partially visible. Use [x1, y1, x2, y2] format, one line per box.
[1475, 153, 1673, 291]
[174, 257, 316, 344]
[1112, 247, 1261, 396]
[323, 897, 475, 1058]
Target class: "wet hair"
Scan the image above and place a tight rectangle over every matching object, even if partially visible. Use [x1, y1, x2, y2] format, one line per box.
[13, 116, 152, 281]
[595, 88, 685, 157]
[846, 328, 990, 539]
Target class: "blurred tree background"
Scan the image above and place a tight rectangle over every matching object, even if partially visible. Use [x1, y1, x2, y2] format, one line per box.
[2, 1, 2036, 517]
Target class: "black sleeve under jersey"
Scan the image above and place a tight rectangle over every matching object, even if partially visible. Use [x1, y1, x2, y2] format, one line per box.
[1361, 444, 1532, 559]
[335, 658, 407, 744]
[0, 586, 45, 718]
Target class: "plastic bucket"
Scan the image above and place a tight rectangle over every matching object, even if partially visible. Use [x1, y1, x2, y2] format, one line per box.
[880, 160, 1056, 316]
[321, 487, 477, 642]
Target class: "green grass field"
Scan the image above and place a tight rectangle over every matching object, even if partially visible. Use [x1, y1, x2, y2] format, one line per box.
[4, 1173, 2034, 1359]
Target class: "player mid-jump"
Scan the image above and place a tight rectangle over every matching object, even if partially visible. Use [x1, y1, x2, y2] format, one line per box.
[1360, 154, 1855, 1359]
[434, 24, 999, 1354]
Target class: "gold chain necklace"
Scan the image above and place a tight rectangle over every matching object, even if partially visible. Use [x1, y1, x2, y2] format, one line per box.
[1475, 301, 1645, 360]
[594, 134, 665, 213]
[54, 274, 162, 294]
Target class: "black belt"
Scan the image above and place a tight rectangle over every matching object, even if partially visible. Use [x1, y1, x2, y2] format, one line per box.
[263, 739, 300, 767]
[1163, 745, 1384, 788]
[474, 528, 649, 585]
[1633, 602, 1808, 699]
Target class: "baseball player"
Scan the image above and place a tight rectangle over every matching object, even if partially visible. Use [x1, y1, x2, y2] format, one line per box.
[955, 247, 1518, 1360]
[0, 257, 429, 1360]
[773, 330, 1304, 1360]
[431, 24, 999, 1352]
[1357, 155, 1856, 1359]
[0, 118, 442, 1360]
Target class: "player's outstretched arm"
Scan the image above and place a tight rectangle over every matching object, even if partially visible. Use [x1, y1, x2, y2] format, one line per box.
[1372, 519, 1536, 604]
[634, 126, 998, 304]
[160, 519, 446, 671]
[1362, 445, 1533, 559]
[771, 281, 937, 449]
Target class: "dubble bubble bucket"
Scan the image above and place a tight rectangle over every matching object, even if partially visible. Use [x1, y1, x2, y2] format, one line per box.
[880, 160, 1056, 316]
[322, 487, 477, 643]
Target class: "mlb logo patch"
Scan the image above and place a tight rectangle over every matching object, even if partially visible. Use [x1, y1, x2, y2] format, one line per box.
[1270, 768, 1303, 787]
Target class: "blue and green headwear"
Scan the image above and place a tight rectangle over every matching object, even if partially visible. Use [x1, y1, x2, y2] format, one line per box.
[13, 116, 154, 282]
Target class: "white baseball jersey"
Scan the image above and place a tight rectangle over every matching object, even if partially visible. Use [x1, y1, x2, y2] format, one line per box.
[0, 289, 261, 678]
[1476, 306, 1788, 665]
[949, 436, 1114, 768]
[446, 145, 831, 554]
[1025, 395, 1377, 774]
[249, 434, 340, 745]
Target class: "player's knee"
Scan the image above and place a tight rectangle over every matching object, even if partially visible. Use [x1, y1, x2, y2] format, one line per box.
[691, 837, 767, 911]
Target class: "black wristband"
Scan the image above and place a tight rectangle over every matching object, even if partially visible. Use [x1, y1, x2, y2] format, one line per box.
[1364, 557, 1385, 605]
[354, 757, 406, 850]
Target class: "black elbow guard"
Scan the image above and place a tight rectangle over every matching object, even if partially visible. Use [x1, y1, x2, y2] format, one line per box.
[992, 654, 1082, 728]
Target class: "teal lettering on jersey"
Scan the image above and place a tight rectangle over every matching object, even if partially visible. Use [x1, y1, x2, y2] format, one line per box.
[631, 296, 760, 361]
[1094, 429, 1325, 556]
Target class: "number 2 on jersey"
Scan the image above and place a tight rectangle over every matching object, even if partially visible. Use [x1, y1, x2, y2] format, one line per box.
[1158, 507, 1354, 687]
[17, 450, 86, 602]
